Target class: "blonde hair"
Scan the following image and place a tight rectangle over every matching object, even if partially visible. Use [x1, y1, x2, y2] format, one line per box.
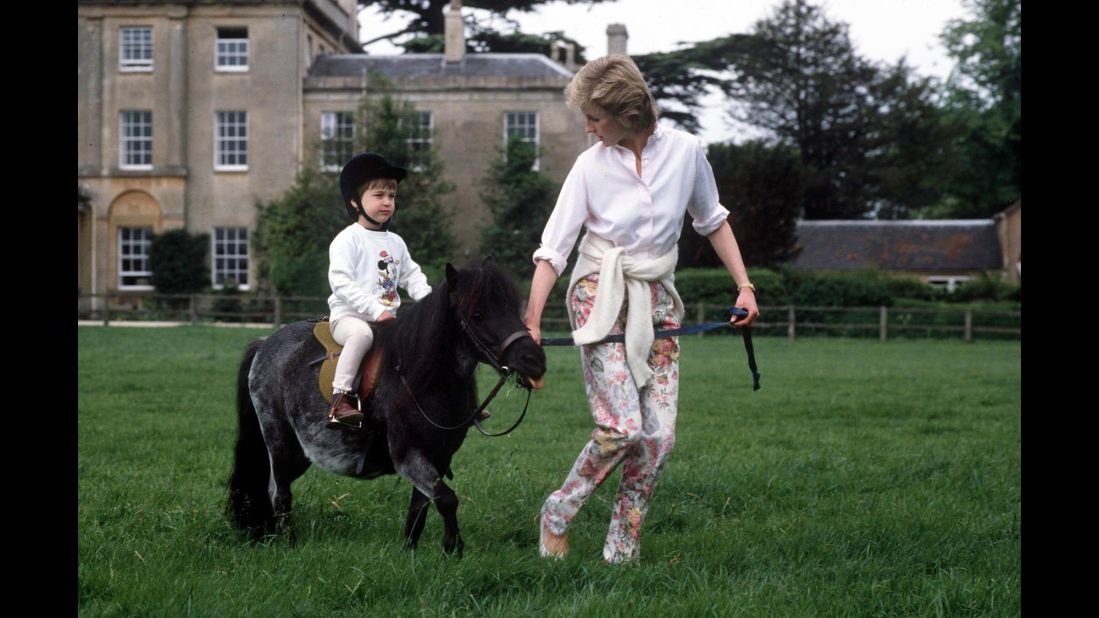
[357, 177, 398, 200]
[565, 55, 658, 132]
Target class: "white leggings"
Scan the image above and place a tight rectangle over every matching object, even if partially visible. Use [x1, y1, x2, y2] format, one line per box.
[330, 315, 374, 394]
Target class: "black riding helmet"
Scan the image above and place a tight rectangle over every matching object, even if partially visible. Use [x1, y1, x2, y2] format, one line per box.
[338, 152, 408, 226]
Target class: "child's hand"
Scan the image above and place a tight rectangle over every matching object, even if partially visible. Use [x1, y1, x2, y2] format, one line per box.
[375, 311, 395, 322]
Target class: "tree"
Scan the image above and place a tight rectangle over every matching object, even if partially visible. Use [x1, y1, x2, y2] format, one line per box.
[355, 84, 456, 264]
[149, 229, 210, 294]
[254, 83, 455, 297]
[253, 168, 345, 298]
[715, 0, 957, 220]
[678, 141, 803, 268]
[634, 36, 746, 134]
[931, 0, 1021, 218]
[478, 137, 559, 278]
[359, 0, 612, 57]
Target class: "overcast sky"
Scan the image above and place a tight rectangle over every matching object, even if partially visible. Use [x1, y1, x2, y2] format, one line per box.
[358, 0, 972, 143]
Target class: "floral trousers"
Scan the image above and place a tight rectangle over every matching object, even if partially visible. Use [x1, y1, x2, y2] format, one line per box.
[541, 274, 681, 563]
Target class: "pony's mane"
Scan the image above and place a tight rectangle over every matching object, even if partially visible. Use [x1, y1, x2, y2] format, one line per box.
[377, 263, 520, 386]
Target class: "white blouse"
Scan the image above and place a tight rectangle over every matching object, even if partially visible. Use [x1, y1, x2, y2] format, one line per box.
[532, 126, 730, 277]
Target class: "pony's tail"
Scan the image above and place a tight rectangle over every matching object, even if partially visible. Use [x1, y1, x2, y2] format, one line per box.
[227, 339, 274, 539]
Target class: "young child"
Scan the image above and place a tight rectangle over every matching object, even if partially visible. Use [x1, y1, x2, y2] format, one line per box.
[326, 152, 432, 429]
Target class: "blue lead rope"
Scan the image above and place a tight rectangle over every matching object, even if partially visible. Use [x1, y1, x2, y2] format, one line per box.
[541, 307, 761, 391]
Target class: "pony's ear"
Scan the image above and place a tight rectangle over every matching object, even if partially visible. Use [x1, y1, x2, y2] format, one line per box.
[482, 255, 495, 266]
[445, 262, 459, 288]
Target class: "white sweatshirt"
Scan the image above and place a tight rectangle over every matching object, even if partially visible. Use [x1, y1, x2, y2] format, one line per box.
[327, 224, 432, 322]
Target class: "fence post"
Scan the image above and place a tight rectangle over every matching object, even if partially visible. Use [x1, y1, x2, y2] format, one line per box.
[189, 295, 198, 325]
[964, 310, 973, 343]
[697, 302, 705, 338]
[103, 294, 110, 327]
[787, 305, 796, 341]
[880, 306, 888, 342]
[274, 295, 283, 328]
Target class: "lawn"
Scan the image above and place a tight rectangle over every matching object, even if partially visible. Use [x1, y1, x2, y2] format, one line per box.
[78, 325, 1020, 617]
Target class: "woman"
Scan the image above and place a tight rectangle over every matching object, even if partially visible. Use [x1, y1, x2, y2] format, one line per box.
[524, 55, 759, 564]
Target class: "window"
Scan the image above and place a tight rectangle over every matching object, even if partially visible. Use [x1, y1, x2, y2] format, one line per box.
[216, 27, 249, 71]
[119, 27, 153, 71]
[927, 276, 971, 294]
[119, 110, 153, 170]
[118, 227, 153, 289]
[405, 111, 433, 153]
[400, 111, 433, 171]
[215, 111, 248, 171]
[320, 111, 355, 171]
[505, 111, 539, 169]
[213, 228, 249, 289]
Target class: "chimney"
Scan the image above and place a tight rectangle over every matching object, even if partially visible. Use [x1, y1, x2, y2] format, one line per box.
[565, 42, 576, 70]
[445, 0, 465, 63]
[606, 23, 628, 56]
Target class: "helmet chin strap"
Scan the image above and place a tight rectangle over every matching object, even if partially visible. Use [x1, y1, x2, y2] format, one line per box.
[354, 201, 389, 230]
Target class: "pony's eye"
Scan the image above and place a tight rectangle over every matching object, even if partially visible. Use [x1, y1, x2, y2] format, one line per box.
[472, 312, 483, 321]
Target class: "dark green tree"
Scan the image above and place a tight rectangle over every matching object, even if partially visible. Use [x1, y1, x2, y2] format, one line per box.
[478, 137, 559, 279]
[678, 140, 804, 268]
[355, 85, 456, 266]
[929, 0, 1021, 218]
[255, 84, 455, 297]
[634, 35, 752, 134]
[253, 168, 345, 298]
[149, 229, 210, 294]
[359, 0, 611, 58]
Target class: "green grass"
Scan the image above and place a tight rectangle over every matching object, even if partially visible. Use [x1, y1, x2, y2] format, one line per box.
[79, 326, 1020, 617]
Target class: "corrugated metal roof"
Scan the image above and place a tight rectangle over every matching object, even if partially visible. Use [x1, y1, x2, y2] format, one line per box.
[791, 220, 1003, 271]
[308, 53, 574, 80]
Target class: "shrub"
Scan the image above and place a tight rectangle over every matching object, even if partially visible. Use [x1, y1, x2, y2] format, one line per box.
[149, 229, 209, 295]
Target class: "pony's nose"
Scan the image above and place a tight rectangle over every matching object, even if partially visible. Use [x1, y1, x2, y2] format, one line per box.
[520, 352, 546, 373]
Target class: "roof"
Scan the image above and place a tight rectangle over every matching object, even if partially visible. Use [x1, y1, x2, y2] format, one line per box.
[308, 53, 575, 81]
[791, 220, 1003, 272]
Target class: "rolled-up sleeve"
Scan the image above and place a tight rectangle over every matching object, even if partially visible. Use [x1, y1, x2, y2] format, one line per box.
[532, 158, 588, 277]
[687, 137, 730, 236]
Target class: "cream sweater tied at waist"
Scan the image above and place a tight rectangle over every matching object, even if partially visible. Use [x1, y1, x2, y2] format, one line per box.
[566, 233, 685, 389]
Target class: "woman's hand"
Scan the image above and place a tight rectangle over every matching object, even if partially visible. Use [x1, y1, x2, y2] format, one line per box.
[524, 317, 542, 345]
[731, 289, 759, 327]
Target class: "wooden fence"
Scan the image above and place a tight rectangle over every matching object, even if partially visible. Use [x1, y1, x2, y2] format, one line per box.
[78, 292, 1020, 342]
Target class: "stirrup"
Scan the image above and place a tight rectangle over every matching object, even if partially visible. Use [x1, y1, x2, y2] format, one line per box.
[327, 393, 364, 430]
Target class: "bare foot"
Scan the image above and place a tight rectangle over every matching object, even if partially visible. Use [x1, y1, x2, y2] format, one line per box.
[539, 521, 568, 558]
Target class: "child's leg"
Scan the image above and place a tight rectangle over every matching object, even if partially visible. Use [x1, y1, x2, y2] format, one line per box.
[330, 315, 374, 395]
[602, 282, 681, 564]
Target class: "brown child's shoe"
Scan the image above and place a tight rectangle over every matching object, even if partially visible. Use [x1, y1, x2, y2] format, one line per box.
[327, 392, 364, 429]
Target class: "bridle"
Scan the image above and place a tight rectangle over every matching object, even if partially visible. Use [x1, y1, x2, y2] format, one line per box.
[396, 291, 536, 437]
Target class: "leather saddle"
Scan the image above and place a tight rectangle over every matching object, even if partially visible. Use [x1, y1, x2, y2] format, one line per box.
[311, 320, 383, 404]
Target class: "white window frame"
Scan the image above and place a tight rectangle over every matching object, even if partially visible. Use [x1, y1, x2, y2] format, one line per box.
[215, 28, 249, 72]
[320, 111, 356, 172]
[405, 111, 433, 152]
[212, 227, 250, 290]
[119, 26, 153, 72]
[400, 111, 433, 171]
[118, 227, 154, 290]
[119, 110, 153, 170]
[504, 111, 540, 170]
[214, 111, 249, 171]
[927, 276, 971, 294]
